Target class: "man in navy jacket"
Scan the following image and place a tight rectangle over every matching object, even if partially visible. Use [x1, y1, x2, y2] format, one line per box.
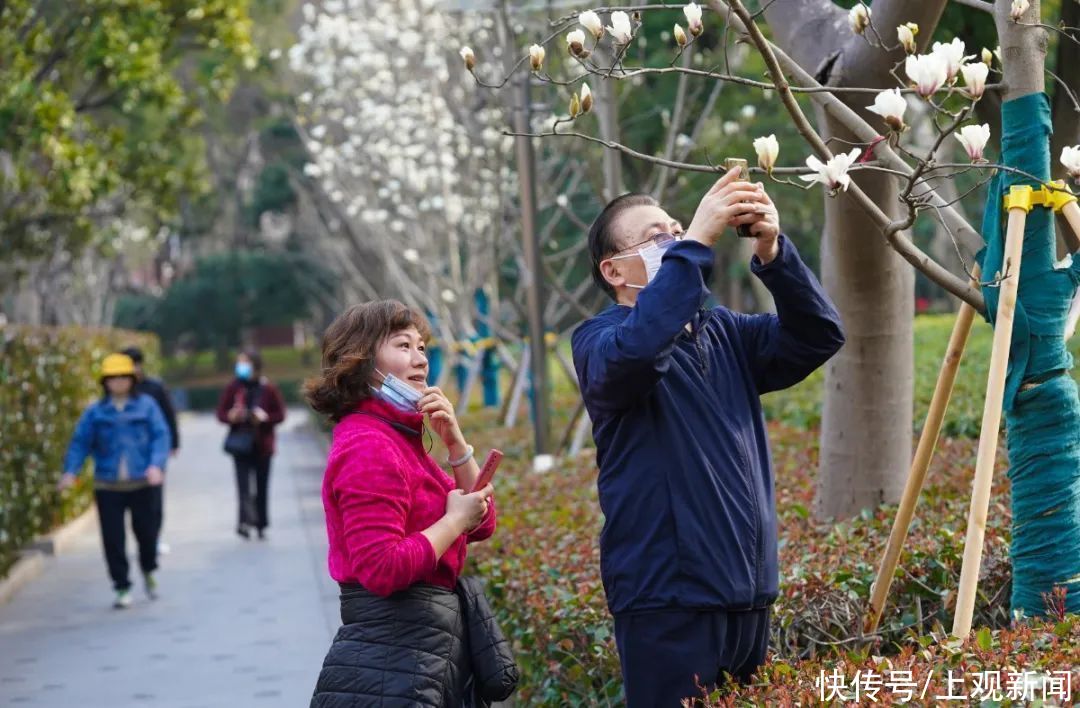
[571, 168, 845, 706]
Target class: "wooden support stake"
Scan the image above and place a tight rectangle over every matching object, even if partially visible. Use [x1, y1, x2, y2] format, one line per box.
[504, 347, 530, 428]
[865, 268, 980, 634]
[1062, 201, 1080, 251]
[952, 207, 1027, 638]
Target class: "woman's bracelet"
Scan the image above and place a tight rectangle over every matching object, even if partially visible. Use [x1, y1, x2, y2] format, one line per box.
[447, 444, 474, 468]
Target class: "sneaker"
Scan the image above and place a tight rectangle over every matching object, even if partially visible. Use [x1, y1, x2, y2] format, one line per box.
[113, 589, 133, 610]
[143, 572, 159, 601]
[237, 525, 250, 540]
[256, 528, 266, 541]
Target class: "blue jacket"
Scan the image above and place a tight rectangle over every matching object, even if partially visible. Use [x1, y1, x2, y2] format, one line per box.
[571, 236, 844, 615]
[63, 394, 170, 482]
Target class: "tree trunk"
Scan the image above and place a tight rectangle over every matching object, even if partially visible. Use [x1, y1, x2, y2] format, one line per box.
[764, 0, 948, 519]
[815, 118, 915, 518]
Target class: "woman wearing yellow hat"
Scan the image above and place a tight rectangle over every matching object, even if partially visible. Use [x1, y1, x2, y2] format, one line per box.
[59, 353, 171, 609]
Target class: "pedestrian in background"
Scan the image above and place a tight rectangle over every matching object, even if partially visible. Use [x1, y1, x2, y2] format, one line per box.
[121, 345, 178, 555]
[216, 350, 286, 540]
[59, 353, 170, 609]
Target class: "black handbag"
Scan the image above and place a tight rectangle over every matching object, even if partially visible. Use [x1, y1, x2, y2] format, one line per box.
[455, 576, 519, 704]
[223, 384, 261, 456]
[223, 427, 256, 456]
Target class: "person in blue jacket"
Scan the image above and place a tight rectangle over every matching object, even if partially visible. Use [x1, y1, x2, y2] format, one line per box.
[571, 167, 845, 706]
[59, 353, 170, 609]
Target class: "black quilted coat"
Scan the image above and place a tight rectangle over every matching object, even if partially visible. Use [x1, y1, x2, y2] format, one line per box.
[311, 579, 517, 707]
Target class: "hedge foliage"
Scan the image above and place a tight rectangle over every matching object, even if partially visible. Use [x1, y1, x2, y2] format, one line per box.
[0, 326, 159, 576]
[762, 314, 1080, 437]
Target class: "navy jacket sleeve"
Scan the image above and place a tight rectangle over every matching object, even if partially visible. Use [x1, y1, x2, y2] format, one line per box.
[572, 240, 714, 411]
[729, 235, 845, 394]
[142, 379, 179, 450]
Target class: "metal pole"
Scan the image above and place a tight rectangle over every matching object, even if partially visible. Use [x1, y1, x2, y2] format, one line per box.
[513, 74, 550, 455]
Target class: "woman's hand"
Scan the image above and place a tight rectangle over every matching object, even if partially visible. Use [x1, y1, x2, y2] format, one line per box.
[146, 466, 164, 486]
[444, 485, 493, 534]
[418, 386, 464, 448]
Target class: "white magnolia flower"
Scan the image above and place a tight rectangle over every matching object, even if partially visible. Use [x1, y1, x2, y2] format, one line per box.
[403, 248, 420, 263]
[566, 29, 587, 56]
[905, 52, 949, 97]
[753, 134, 779, 172]
[459, 46, 475, 71]
[607, 11, 633, 44]
[867, 88, 907, 131]
[441, 289, 457, 303]
[1010, 0, 1030, 21]
[932, 37, 971, 81]
[955, 124, 991, 162]
[960, 61, 989, 99]
[722, 120, 739, 136]
[674, 23, 688, 47]
[800, 148, 862, 192]
[897, 23, 918, 54]
[1061, 145, 1080, 179]
[849, 4, 870, 35]
[529, 44, 545, 71]
[580, 83, 593, 113]
[579, 10, 603, 39]
[741, 105, 756, 120]
[684, 3, 704, 36]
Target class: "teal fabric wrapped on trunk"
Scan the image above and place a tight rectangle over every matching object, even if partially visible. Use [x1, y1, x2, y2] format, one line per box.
[977, 92, 1080, 617]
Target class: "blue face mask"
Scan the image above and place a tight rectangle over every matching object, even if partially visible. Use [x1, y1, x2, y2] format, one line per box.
[371, 369, 423, 413]
[235, 361, 254, 381]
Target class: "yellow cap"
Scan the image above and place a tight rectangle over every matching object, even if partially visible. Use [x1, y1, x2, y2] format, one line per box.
[101, 353, 136, 378]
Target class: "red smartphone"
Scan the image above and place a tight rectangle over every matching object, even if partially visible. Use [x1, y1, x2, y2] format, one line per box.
[471, 449, 503, 493]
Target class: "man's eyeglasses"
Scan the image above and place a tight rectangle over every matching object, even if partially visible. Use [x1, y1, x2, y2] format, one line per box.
[606, 232, 681, 261]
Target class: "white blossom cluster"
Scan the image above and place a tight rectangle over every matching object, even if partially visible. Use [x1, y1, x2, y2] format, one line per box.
[289, 0, 516, 321]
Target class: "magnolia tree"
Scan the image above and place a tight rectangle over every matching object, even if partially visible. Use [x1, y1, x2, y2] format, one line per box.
[463, 0, 1080, 618]
[288, 0, 520, 351]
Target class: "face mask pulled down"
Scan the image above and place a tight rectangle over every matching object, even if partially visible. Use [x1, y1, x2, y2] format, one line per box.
[372, 369, 423, 413]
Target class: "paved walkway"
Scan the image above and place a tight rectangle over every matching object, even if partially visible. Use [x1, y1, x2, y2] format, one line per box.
[0, 410, 340, 707]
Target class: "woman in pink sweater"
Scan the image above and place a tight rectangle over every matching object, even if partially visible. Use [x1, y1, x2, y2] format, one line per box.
[305, 300, 497, 707]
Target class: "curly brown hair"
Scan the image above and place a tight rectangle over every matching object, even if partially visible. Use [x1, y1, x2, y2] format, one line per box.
[304, 300, 431, 422]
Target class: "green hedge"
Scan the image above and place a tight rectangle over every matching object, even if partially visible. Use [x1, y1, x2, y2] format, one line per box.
[762, 313, 1080, 437]
[0, 326, 160, 577]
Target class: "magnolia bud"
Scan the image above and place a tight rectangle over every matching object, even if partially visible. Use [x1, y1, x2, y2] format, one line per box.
[674, 24, 688, 47]
[529, 44, 545, 72]
[459, 46, 476, 72]
[981, 47, 993, 66]
[569, 92, 581, 118]
[567, 29, 586, 57]
[580, 83, 593, 113]
[849, 4, 870, 35]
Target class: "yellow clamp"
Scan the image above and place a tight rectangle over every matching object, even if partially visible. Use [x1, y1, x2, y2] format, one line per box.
[1042, 181, 1078, 213]
[1003, 182, 1078, 213]
[1003, 185, 1035, 213]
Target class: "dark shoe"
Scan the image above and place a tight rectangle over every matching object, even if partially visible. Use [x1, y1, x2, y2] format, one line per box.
[256, 528, 266, 541]
[143, 572, 159, 601]
[237, 525, 250, 540]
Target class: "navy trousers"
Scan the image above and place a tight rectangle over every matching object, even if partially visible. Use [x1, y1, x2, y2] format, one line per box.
[614, 607, 770, 707]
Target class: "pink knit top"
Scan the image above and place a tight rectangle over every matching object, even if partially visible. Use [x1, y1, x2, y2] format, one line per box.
[322, 396, 496, 596]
